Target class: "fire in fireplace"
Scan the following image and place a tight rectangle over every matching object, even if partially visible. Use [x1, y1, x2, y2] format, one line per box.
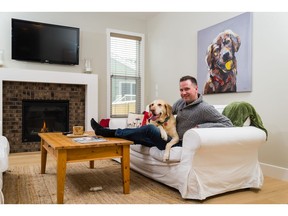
[22, 100, 69, 142]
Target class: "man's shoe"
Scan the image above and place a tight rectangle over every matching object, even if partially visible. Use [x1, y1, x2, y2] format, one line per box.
[91, 118, 103, 131]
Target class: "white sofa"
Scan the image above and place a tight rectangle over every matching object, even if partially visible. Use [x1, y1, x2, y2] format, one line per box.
[110, 105, 267, 200]
[0, 136, 9, 204]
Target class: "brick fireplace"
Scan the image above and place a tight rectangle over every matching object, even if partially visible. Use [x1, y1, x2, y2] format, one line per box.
[0, 68, 98, 153]
[3, 81, 85, 152]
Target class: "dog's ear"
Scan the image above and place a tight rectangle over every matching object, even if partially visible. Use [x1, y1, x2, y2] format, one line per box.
[230, 34, 241, 52]
[205, 44, 214, 69]
[227, 30, 241, 52]
[165, 103, 173, 116]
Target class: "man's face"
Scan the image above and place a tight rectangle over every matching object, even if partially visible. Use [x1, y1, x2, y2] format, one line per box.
[179, 80, 198, 104]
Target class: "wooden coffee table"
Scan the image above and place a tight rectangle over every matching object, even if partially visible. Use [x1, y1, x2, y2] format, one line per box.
[38, 131, 133, 204]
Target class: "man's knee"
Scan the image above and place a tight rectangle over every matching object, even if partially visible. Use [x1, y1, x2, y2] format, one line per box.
[144, 124, 158, 131]
[144, 124, 160, 135]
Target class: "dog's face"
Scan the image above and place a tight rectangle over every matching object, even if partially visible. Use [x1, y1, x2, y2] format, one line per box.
[148, 99, 172, 122]
[206, 29, 241, 73]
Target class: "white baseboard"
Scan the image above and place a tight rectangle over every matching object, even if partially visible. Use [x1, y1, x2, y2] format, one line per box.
[260, 162, 288, 181]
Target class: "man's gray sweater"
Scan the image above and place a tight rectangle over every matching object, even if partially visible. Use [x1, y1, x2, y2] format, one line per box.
[172, 94, 233, 140]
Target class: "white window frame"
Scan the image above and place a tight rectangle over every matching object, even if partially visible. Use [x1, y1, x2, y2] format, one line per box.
[106, 28, 145, 118]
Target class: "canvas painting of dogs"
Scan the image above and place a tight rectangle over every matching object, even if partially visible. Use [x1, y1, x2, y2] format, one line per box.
[147, 99, 179, 162]
[197, 13, 252, 94]
[204, 29, 241, 94]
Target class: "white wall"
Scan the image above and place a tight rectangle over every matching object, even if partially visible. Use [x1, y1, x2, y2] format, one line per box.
[146, 12, 288, 170]
[0, 12, 147, 120]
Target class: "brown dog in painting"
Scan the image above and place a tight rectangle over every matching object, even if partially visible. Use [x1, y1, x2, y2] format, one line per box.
[148, 99, 179, 162]
[204, 29, 241, 94]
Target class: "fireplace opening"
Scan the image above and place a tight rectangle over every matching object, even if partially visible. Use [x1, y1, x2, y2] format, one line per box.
[22, 100, 69, 142]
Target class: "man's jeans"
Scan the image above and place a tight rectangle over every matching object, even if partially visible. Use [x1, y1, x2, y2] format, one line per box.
[115, 124, 181, 150]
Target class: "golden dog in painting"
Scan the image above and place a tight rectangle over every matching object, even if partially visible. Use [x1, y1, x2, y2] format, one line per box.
[204, 29, 241, 94]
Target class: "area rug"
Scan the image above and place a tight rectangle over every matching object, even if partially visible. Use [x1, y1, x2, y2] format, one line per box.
[2, 160, 196, 204]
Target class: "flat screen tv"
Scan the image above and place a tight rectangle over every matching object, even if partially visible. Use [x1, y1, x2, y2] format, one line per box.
[12, 18, 79, 65]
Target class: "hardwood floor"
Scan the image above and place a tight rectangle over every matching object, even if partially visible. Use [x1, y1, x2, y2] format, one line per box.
[7, 151, 288, 204]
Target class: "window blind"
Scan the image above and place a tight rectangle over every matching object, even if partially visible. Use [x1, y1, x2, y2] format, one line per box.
[109, 32, 143, 117]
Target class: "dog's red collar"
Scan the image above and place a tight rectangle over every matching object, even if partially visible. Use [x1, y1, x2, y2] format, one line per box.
[210, 74, 232, 86]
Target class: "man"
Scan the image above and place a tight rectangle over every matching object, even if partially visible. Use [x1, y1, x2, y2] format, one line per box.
[172, 75, 233, 140]
[91, 75, 233, 150]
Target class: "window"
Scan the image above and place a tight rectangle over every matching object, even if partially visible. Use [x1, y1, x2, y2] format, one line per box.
[107, 30, 144, 118]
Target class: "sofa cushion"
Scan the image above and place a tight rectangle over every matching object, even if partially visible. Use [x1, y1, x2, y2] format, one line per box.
[130, 144, 151, 155]
[150, 146, 182, 163]
[126, 113, 144, 128]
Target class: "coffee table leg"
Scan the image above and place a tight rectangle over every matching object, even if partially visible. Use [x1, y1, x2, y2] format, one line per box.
[121, 145, 130, 194]
[89, 160, 94, 168]
[40, 139, 47, 174]
[57, 150, 67, 204]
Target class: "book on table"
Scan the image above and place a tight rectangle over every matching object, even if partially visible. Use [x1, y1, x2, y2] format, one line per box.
[72, 136, 107, 144]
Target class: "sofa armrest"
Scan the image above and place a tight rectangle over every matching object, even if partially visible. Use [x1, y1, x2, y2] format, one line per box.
[180, 126, 267, 163]
[178, 126, 266, 199]
[0, 136, 9, 173]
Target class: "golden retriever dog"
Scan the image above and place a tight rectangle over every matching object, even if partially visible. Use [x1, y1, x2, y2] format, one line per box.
[204, 29, 241, 94]
[148, 99, 179, 162]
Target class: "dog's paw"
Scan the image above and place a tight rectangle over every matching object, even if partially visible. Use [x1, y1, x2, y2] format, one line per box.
[160, 131, 168, 141]
[163, 151, 170, 162]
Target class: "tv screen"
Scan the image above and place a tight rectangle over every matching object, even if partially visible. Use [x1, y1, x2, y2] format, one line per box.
[12, 18, 79, 65]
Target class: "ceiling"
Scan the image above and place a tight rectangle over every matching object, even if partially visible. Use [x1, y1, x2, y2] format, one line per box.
[110, 12, 160, 21]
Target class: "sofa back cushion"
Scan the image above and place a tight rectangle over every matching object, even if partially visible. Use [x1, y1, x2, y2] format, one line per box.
[213, 105, 227, 114]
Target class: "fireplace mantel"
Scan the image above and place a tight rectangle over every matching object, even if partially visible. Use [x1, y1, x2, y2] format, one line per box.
[0, 68, 98, 135]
